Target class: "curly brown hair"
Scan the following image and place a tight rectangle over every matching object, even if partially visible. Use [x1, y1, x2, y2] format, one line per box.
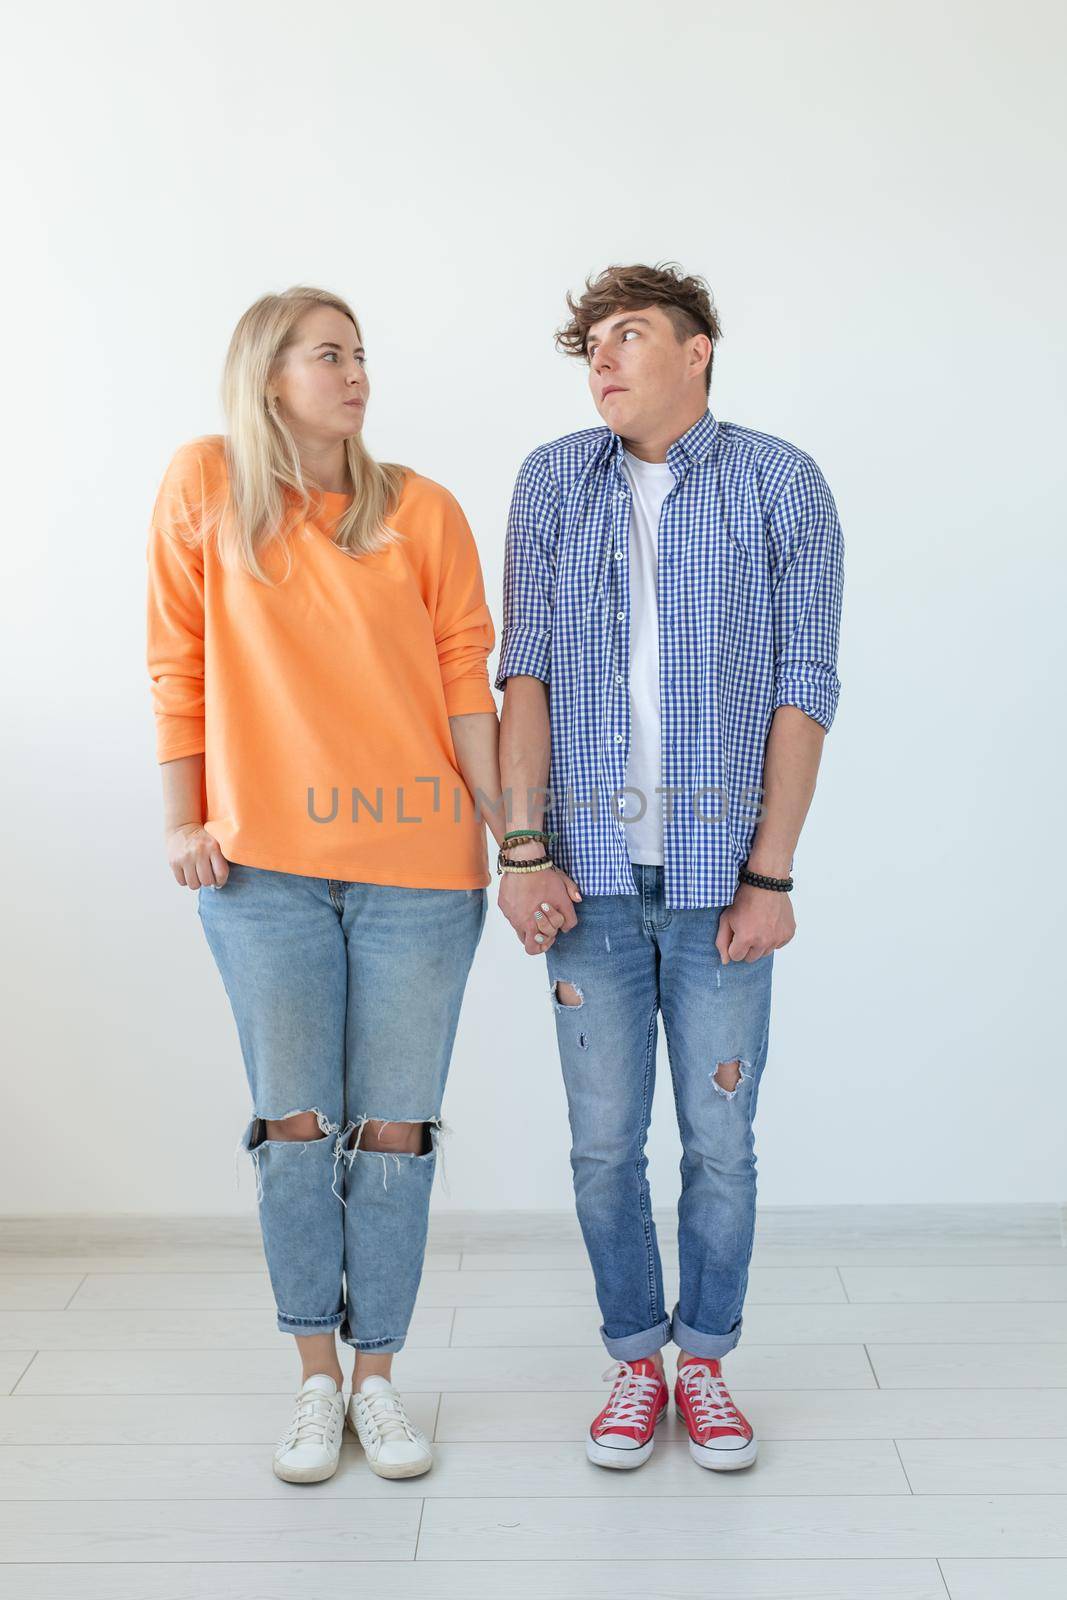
[556, 261, 723, 395]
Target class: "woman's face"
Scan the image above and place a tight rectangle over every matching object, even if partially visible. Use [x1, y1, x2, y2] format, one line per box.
[270, 306, 370, 444]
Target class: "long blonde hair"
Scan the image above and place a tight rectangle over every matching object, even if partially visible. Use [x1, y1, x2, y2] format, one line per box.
[217, 285, 407, 583]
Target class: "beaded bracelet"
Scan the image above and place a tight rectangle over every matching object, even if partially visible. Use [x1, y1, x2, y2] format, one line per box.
[737, 866, 794, 892]
[498, 828, 552, 865]
[498, 855, 555, 875]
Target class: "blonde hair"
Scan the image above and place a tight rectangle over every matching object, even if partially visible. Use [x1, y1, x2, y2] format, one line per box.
[217, 285, 407, 583]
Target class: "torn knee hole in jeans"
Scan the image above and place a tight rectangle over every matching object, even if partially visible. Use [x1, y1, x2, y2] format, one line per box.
[552, 980, 587, 1045]
[234, 1107, 350, 1207]
[711, 1059, 750, 1099]
[344, 1114, 448, 1191]
[552, 979, 584, 1010]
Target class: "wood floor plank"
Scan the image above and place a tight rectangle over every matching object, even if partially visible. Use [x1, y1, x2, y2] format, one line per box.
[331, 1343, 878, 1393]
[0, 1353, 35, 1394]
[0, 1305, 453, 1352]
[416, 1494, 1067, 1561]
[436, 1386, 1067, 1443]
[741, 1205, 1064, 1250]
[0, 1437, 908, 1501]
[0, 1558, 952, 1599]
[68, 1274, 277, 1309]
[940, 1559, 1067, 1598]
[0, 1390, 440, 1444]
[448, 1263, 843, 1300]
[67, 1267, 660, 1312]
[897, 1438, 1067, 1495]
[416, 1270, 600, 1308]
[0, 1498, 420, 1561]
[451, 1303, 1067, 1347]
[868, 1344, 1067, 1389]
[461, 1246, 1067, 1271]
[2, 1206, 1058, 1254]
[0, 1277, 82, 1311]
[733, 1303, 1067, 1343]
[0, 1252, 461, 1274]
[840, 1266, 1067, 1304]
[13, 1348, 446, 1396]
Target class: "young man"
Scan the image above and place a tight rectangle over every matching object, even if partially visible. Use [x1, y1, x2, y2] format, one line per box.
[495, 263, 844, 1473]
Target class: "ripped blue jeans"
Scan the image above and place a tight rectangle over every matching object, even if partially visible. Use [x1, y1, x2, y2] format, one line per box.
[545, 862, 774, 1363]
[197, 863, 486, 1351]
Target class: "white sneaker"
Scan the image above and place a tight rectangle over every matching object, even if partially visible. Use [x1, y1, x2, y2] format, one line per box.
[273, 1373, 345, 1483]
[347, 1374, 433, 1479]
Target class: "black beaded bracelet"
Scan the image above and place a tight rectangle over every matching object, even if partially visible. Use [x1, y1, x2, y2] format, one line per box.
[737, 866, 794, 892]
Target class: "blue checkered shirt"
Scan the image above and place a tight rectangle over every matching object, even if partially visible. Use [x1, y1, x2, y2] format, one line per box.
[494, 407, 844, 909]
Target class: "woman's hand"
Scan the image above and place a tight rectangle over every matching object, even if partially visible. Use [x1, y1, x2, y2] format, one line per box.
[498, 864, 582, 954]
[166, 823, 230, 890]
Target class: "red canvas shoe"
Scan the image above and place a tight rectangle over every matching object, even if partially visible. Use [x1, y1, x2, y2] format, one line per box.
[675, 1356, 758, 1470]
[586, 1357, 669, 1469]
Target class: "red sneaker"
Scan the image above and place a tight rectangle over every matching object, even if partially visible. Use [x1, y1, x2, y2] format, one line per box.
[675, 1356, 758, 1470]
[587, 1357, 669, 1469]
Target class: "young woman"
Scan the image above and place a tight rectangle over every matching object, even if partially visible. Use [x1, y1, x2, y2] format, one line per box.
[146, 286, 505, 1483]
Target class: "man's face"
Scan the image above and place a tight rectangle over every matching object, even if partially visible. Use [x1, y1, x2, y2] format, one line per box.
[586, 303, 706, 436]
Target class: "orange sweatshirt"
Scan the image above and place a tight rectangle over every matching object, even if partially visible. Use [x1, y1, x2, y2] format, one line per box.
[146, 436, 498, 888]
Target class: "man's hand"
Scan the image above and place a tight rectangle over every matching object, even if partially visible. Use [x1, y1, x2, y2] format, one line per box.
[715, 882, 795, 964]
[498, 863, 582, 955]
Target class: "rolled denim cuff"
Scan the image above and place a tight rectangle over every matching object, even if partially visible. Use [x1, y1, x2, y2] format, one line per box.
[276, 1311, 345, 1337]
[339, 1333, 406, 1354]
[601, 1315, 672, 1362]
[670, 1304, 742, 1360]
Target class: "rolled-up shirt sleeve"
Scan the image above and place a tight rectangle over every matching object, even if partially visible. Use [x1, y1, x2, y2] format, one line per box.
[494, 450, 558, 690]
[145, 445, 208, 762]
[767, 453, 844, 731]
[431, 487, 498, 718]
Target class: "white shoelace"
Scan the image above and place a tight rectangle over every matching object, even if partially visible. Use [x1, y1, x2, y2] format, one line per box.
[599, 1361, 662, 1429]
[280, 1389, 340, 1449]
[356, 1387, 421, 1446]
[679, 1365, 744, 1431]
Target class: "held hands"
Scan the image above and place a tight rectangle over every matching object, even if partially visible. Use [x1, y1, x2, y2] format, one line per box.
[166, 823, 230, 890]
[715, 881, 795, 964]
[498, 864, 582, 955]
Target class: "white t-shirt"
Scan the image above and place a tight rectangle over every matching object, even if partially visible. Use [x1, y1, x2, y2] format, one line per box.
[619, 450, 675, 866]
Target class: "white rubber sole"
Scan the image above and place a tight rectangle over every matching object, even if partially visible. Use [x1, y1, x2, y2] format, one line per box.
[676, 1405, 758, 1470]
[586, 1405, 666, 1469]
[346, 1408, 433, 1479]
[272, 1450, 341, 1484]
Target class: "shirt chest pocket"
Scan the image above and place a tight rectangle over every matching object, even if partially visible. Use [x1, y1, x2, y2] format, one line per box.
[556, 503, 614, 613]
[690, 522, 752, 606]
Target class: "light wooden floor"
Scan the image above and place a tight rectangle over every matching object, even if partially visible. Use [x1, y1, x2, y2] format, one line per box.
[1, 1205, 1066, 1599]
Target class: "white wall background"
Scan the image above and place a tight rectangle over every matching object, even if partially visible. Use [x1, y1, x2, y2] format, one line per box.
[2, 0, 1063, 1214]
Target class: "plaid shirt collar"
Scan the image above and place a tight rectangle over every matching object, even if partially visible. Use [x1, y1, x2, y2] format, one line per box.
[599, 406, 722, 477]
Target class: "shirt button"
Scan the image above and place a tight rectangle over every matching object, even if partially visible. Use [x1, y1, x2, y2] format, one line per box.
[616, 611, 624, 622]
[615, 674, 624, 685]
[614, 550, 623, 560]
[615, 734, 623, 743]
